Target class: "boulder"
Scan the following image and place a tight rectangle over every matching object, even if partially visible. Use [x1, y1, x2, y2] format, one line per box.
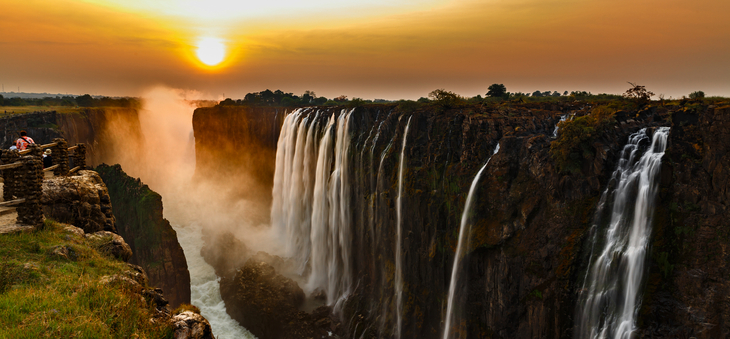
[86, 231, 133, 262]
[172, 311, 215, 339]
[42, 170, 116, 233]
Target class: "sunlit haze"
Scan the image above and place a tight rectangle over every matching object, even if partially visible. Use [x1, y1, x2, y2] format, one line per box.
[1, 0, 728, 99]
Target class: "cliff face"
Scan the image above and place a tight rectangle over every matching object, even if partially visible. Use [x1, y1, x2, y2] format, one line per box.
[0, 108, 144, 167]
[330, 105, 668, 338]
[95, 164, 191, 309]
[639, 104, 730, 338]
[192, 106, 284, 213]
[197, 102, 682, 338]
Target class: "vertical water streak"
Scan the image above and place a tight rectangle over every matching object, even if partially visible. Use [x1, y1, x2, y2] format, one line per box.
[575, 127, 670, 339]
[310, 114, 337, 293]
[553, 114, 568, 137]
[442, 143, 501, 339]
[395, 116, 412, 339]
[329, 109, 354, 310]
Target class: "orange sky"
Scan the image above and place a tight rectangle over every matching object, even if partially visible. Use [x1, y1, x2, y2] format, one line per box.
[1, 0, 728, 100]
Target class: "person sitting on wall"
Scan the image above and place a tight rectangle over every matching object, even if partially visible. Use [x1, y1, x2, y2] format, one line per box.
[15, 130, 35, 151]
[43, 149, 53, 168]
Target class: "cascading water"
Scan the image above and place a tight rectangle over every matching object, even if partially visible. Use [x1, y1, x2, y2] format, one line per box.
[442, 143, 501, 339]
[575, 127, 670, 339]
[553, 114, 568, 137]
[395, 116, 412, 339]
[271, 108, 355, 310]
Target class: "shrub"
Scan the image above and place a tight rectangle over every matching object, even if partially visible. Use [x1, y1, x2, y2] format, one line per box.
[623, 82, 654, 103]
[428, 89, 465, 110]
[550, 106, 616, 173]
[688, 91, 705, 99]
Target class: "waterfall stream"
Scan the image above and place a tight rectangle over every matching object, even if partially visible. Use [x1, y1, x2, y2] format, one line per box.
[442, 143, 500, 339]
[575, 127, 670, 339]
[395, 116, 412, 339]
[271, 108, 355, 310]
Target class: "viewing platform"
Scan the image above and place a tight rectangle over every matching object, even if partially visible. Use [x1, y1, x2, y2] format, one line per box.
[0, 138, 86, 233]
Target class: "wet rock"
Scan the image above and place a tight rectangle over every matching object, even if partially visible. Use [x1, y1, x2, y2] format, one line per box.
[220, 258, 332, 339]
[200, 229, 251, 278]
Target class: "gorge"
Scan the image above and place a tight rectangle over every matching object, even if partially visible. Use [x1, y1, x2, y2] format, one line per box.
[4, 96, 729, 339]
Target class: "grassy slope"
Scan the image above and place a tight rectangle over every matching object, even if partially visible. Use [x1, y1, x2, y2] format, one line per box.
[0, 220, 174, 339]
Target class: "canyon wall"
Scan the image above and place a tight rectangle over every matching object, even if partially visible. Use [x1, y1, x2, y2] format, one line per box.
[96, 163, 191, 308]
[192, 105, 284, 213]
[640, 104, 730, 338]
[195, 102, 688, 338]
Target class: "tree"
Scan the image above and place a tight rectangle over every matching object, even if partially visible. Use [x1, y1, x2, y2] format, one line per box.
[623, 82, 654, 102]
[486, 84, 507, 98]
[428, 89, 463, 109]
[689, 91, 705, 99]
[532, 90, 543, 97]
[76, 94, 95, 107]
[563, 91, 569, 96]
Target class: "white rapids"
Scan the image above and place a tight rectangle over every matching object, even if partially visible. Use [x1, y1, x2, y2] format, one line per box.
[172, 221, 258, 339]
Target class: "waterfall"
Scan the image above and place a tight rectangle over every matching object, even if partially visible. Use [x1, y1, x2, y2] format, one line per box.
[395, 116, 412, 339]
[552, 114, 568, 137]
[575, 127, 670, 339]
[271, 108, 355, 310]
[442, 143, 501, 339]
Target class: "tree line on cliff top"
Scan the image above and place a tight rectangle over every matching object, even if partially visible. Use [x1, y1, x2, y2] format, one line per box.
[216, 83, 717, 109]
[0, 94, 139, 108]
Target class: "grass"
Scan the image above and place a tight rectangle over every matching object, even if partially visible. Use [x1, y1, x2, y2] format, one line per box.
[0, 219, 174, 338]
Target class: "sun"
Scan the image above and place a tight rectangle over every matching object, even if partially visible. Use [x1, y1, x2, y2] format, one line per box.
[195, 37, 226, 66]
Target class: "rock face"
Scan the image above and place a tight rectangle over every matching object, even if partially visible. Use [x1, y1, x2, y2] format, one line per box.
[638, 104, 730, 338]
[194, 102, 707, 338]
[0, 108, 144, 167]
[95, 163, 191, 309]
[192, 106, 284, 219]
[219, 256, 335, 339]
[41, 170, 116, 233]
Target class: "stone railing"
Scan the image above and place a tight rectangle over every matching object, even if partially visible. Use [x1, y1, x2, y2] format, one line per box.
[0, 139, 87, 227]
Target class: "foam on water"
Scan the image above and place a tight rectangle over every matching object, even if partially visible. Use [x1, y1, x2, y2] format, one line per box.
[173, 221, 257, 339]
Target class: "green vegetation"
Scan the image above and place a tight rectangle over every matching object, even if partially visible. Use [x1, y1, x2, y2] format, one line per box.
[688, 91, 705, 99]
[486, 84, 507, 98]
[550, 106, 616, 173]
[0, 94, 139, 109]
[0, 219, 174, 338]
[623, 82, 655, 103]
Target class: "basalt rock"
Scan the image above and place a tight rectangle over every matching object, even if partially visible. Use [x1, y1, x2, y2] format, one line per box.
[637, 104, 730, 338]
[41, 170, 116, 233]
[172, 311, 216, 339]
[95, 163, 191, 309]
[219, 258, 335, 339]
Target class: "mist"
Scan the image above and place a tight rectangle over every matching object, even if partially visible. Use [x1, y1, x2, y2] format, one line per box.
[98, 85, 290, 338]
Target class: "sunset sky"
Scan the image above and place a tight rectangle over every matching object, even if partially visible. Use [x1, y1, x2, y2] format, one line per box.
[1, 0, 728, 100]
